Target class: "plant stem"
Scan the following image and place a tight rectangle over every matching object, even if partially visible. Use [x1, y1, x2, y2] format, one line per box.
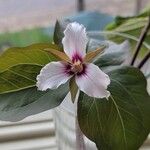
[138, 51, 150, 69]
[130, 16, 150, 66]
[76, 117, 86, 150]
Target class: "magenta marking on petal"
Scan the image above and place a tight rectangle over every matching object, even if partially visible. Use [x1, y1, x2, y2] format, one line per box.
[72, 52, 83, 63]
[64, 63, 74, 76]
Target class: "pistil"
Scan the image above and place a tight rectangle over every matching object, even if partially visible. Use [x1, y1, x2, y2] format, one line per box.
[71, 60, 83, 73]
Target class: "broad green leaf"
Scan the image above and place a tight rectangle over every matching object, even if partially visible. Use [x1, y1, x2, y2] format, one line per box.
[105, 12, 150, 56]
[78, 66, 150, 150]
[0, 43, 62, 94]
[53, 20, 70, 47]
[0, 43, 60, 72]
[0, 83, 69, 121]
[0, 64, 41, 94]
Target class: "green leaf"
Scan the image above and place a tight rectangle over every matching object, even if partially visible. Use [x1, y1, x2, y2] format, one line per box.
[53, 20, 70, 47]
[0, 83, 69, 121]
[105, 5, 150, 31]
[0, 64, 41, 94]
[105, 13, 150, 57]
[78, 66, 150, 150]
[0, 43, 62, 94]
[0, 43, 69, 120]
[0, 43, 59, 72]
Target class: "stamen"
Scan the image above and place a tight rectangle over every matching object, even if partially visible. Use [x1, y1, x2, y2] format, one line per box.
[71, 60, 83, 73]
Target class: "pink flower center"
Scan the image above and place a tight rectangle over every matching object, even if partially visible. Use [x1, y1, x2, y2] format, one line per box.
[71, 60, 83, 73]
[64, 53, 86, 76]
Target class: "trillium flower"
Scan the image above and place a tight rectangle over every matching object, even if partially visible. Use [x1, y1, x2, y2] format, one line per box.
[36, 22, 111, 99]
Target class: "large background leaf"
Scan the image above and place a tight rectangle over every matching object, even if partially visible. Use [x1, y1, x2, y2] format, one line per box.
[0, 83, 69, 121]
[78, 67, 150, 150]
[0, 43, 61, 94]
[0, 64, 41, 94]
[0, 43, 59, 72]
[0, 43, 69, 121]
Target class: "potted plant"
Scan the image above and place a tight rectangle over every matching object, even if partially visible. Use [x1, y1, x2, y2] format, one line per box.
[0, 10, 149, 150]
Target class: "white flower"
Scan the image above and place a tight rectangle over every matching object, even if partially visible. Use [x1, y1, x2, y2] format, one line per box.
[36, 22, 111, 98]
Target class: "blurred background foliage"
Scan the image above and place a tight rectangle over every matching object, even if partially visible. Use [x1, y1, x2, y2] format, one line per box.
[105, 5, 150, 57]
[0, 3, 149, 61]
[0, 11, 113, 48]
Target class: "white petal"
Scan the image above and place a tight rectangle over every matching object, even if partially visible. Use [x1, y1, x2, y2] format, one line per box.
[36, 62, 72, 91]
[75, 63, 110, 98]
[62, 22, 88, 60]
